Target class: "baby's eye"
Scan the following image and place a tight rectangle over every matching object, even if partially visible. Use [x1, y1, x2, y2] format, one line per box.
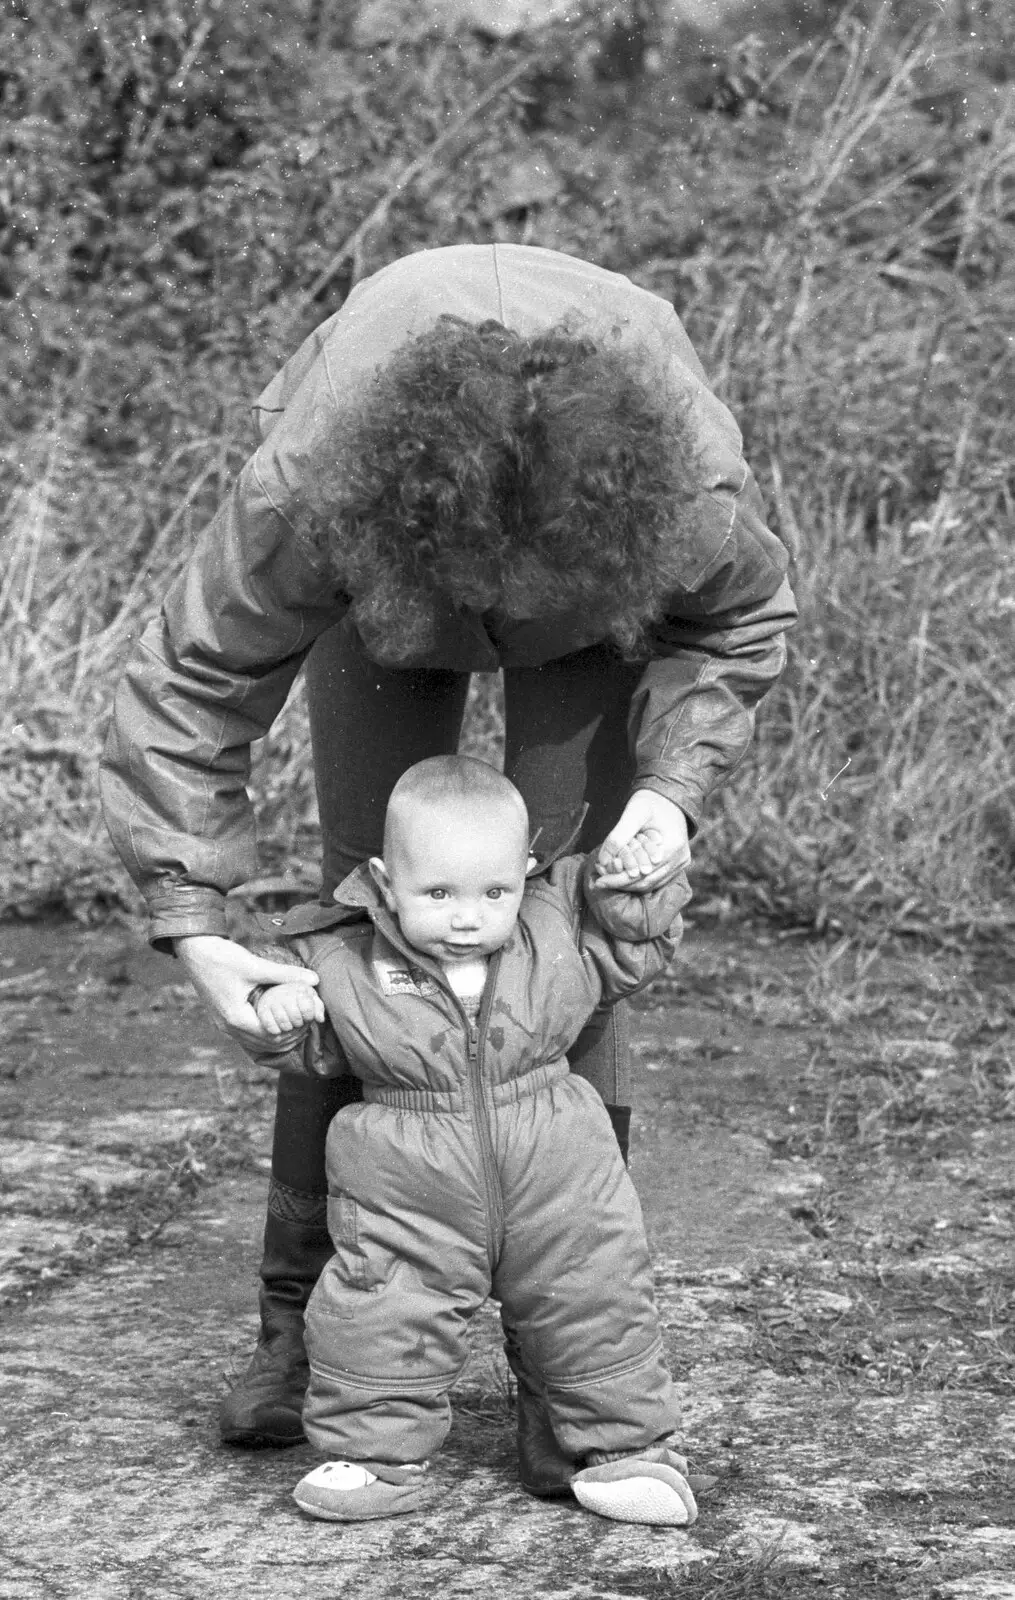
[429, 889, 447, 900]
[487, 888, 503, 900]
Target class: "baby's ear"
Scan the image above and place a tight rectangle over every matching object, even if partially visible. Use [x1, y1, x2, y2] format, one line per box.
[368, 856, 395, 908]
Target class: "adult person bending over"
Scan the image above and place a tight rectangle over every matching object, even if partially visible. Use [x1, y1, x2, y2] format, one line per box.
[100, 244, 797, 1486]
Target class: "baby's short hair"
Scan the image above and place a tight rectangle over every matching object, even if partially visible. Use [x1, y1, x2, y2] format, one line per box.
[384, 756, 528, 856]
[390, 755, 521, 810]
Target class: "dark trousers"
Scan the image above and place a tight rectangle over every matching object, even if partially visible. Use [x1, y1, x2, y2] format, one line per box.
[263, 620, 644, 1301]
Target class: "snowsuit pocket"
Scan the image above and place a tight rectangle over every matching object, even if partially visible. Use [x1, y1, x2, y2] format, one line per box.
[321, 1191, 395, 1314]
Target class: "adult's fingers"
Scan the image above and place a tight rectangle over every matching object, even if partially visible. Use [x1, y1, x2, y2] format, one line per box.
[174, 935, 320, 1041]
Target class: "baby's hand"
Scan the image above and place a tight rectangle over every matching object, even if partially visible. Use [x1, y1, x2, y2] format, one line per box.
[253, 981, 325, 1042]
[596, 791, 691, 890]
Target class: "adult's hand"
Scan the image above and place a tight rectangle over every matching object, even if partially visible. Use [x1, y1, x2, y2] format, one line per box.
[594, 790, 692, 891]
[174, 934, 324, 1053]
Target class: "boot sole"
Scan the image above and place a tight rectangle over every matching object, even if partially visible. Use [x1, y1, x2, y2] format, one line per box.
[220, 1407, 307, 1449]
[221, 1427, 308, 1449]
[519, 1477, 574, 1499]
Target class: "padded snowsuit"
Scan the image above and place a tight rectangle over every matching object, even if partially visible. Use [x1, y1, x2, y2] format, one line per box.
[264, 854, 689, 1470]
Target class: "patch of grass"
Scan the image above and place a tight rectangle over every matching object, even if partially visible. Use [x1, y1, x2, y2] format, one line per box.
[598, 1542, 896, 1597]
[728, 1258, 1015, 1395]
[776, 988, 1015, 1160]
[650, 924, 1015, 1400]
[665, 926, 1015, 1153]
[3, 0, 1014, 940]
[450, 1357, 517, 1423]
[866, 1483, 1015, 1528]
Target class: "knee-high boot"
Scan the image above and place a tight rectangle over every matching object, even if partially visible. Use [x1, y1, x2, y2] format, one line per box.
[506, 1000, 632, 1496]
[219, 1067, 361, 1447]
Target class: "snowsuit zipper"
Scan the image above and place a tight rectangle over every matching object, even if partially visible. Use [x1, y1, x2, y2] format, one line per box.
[464, 950, 505, 1265]
[365, 909, 507, 1265]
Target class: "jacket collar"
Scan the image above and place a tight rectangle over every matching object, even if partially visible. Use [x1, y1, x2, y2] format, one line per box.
[329, 864, 422, 968]
[329, 864, 477, 980]
[333, 860, 385, 910]
[525, 804, 588, 873]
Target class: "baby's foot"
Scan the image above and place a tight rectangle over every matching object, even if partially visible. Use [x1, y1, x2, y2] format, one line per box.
[571, 1446, 698, 1527]
[293, 1459, 436, 1522]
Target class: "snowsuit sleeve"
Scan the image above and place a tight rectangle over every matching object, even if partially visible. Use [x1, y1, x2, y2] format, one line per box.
[538, 856, 690, 1004]
[242, 936, 352, 1079]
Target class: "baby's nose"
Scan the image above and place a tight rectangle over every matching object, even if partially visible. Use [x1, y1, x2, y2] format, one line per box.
[451, 903, 482, 929]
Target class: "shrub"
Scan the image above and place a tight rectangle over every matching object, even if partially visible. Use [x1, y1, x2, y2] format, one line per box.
[2, 0, 1012, 936]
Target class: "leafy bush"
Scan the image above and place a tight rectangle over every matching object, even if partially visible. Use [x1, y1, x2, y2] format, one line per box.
[2, 0, 1013, 935]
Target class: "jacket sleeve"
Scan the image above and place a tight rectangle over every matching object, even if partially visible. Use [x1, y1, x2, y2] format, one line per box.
[542, 855, 690, 1003]
[630, 310, 798, 832]
[99, 356, 352, 949]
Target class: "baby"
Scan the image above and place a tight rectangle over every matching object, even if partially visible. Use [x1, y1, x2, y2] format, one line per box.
[251, 754, 698, 1527]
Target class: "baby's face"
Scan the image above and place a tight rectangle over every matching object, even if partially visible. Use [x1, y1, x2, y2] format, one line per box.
[372, 802, 528, 966]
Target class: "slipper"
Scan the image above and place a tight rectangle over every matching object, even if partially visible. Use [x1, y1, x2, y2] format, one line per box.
[293, 1460, 438, 1522]
[571, 1448, 699, 1527]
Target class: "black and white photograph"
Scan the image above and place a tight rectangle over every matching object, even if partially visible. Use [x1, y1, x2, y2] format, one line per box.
[2, 1, 1013, 1594]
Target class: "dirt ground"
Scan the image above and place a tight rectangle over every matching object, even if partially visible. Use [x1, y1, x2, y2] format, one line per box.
[2, 913, 1013, 1599]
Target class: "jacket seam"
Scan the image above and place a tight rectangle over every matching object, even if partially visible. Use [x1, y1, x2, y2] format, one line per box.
[251, 456, 298, 533]
[321, 338, 343, 413]
[683, 448, 748, 592]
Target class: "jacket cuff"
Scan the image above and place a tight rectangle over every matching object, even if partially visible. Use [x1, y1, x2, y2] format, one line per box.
[631, 776, 703, 838]
[147, 886, 230, 953]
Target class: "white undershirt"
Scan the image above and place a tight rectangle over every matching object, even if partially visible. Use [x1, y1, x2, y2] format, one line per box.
[439, 955, 488, 1023]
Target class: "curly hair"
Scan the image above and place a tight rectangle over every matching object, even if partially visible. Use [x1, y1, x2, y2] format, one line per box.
[299, 316, 703, 664]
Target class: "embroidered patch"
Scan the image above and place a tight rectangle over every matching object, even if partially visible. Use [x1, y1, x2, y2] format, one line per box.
[375, 961, 440, 999]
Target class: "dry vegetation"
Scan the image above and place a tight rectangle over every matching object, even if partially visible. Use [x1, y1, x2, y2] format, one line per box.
[1, 0, 1013, 938]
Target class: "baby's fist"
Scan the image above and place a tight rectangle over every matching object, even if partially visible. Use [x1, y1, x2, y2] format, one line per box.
[254, 981, 325, 1039]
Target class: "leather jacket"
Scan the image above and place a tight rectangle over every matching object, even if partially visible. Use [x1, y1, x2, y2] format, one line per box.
[100, 245, 797, 945]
